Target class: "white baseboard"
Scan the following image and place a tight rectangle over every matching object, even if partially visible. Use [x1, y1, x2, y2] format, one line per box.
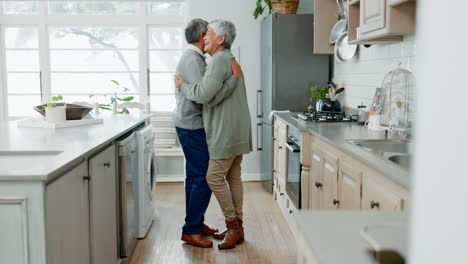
[156, 173, 262, 183]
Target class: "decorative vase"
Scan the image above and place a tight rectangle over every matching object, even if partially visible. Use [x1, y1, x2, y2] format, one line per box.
[272, 0, 300, 15]
[45, 106, 66, 123]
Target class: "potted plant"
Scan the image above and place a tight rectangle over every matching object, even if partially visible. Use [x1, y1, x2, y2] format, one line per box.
[45, 95, 66, 123]
[91, 80, 135, 114]
[253, 0, 300, 19]
[308, 85, 328, 113]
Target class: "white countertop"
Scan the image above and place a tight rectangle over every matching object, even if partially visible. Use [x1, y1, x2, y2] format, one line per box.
[292, 211, 408, 264]
[0, 113, 150, 182]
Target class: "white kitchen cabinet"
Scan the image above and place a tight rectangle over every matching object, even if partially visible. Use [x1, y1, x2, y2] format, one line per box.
[46, 161, 90, 264]
[89, 144, 119, 264]
[321, 151, 339, 210]
[309, 146, 323, 210]
[360, 0, 387, 35]
[362, 170, 407, 211]
[338, 160, 362, 210]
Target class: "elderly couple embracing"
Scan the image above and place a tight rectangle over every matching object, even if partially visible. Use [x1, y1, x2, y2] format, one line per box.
[172, 18, 252, 250]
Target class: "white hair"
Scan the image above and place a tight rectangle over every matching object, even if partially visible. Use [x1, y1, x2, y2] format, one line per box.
[208, 19, 236, 49]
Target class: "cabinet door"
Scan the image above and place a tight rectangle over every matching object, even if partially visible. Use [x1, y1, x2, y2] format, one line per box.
[361, 0, 386, 34]
[321, 151, 339, 210]
[46, 162, 90, 264]
[362, 172, 407, 211]
[277, 125, 288, 186]
[89, 144, 118, 264]
[309, 147, 323, 210]
[338, 161, 362, 210]
[273, 124, 279, 178]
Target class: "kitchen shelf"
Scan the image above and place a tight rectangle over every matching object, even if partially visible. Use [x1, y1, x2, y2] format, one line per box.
[154, 147, 184, 157]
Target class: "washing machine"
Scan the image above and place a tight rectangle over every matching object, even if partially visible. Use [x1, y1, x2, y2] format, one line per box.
[135, 124, 157, 238]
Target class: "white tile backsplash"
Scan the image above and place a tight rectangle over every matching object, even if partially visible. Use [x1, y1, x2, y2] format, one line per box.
[333, 35, 416, 109]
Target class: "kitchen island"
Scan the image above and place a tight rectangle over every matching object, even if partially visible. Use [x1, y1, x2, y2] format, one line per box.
[0, 113, 150, 264]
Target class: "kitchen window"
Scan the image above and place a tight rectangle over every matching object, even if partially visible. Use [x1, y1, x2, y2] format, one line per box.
[0, 1, 187, 120]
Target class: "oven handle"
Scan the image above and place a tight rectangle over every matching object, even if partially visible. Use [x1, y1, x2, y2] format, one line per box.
[286, 141, 300, 153]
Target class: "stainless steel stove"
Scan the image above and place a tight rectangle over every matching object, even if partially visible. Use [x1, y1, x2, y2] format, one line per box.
[297, 111, 357, 123]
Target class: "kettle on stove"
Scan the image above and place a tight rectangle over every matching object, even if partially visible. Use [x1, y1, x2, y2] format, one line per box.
[316, 82, 344, 113]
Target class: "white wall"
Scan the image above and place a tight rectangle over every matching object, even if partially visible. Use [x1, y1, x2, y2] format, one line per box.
[189, 0, 312, 179]
[333, 35, 417, 109]
[409, 2, 468, 263]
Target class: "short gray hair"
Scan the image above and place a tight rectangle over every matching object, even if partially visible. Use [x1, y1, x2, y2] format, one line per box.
[185, 18, 208, 44]
[208, 19, 237, 49]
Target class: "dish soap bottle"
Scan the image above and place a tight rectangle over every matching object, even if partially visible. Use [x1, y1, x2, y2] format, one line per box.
[357, 103, 368, 125]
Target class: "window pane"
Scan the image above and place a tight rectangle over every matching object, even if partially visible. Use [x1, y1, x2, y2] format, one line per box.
[7, 73, 40, 94]
[6, 51, 39, 71]
[5, 28, 38, 49]
[50, 27, 138, 49]
[149, 2, 187, 17]
[50, 50, 139, 72]
[8, 95, 42, 117]
[150, 73, 175, 94]
[48, 2, 138, 15]
[3, 1, 38, 15]
[150, 51, 181, 72]
[51, 73, 139, 94]
[151, 95, 176, 112]
[149, 27, 183, 49]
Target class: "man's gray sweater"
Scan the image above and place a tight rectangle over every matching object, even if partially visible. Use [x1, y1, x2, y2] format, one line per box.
[173, 48, 237, 130]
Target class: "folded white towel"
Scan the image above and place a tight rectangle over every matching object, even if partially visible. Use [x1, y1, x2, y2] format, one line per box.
[268, 110, 290, 121]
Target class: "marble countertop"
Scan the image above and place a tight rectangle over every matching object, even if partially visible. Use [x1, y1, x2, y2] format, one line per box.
[292, 211, 408, 264]
[274, 112, 410, 188]
[0, 113, 150, 182]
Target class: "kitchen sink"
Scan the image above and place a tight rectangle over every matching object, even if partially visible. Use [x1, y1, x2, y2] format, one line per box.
[388, 154, 411, 169]
[0, 150, 63, 156]
[346, 139, 413, 154]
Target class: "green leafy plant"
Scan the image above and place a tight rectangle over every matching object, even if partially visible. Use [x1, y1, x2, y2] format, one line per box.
[309, 85, 328, 103]
[91, 80, 134, 114]
[253, 0, 283, 19]
[46, 95, 64, 108]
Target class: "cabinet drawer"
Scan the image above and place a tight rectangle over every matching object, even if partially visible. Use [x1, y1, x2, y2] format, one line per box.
[362, 171, 408, 211]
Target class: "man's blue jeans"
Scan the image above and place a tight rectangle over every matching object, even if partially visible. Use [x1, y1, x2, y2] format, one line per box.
[175, 127, 211, 235]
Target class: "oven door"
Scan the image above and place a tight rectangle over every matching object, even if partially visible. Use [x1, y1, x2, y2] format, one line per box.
[286, 139, 302, 209]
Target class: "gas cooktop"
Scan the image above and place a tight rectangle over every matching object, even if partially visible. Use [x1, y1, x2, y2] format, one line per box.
[296, 111, 357, 123]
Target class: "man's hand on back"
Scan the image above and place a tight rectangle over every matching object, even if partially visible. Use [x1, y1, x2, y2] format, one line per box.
[175, 74, 185, 91]
[231, 59, 242, 80]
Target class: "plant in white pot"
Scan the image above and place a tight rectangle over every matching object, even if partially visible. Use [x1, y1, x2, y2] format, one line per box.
[45, 95, 66, 123]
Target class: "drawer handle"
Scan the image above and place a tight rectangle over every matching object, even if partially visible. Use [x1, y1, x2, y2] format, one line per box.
[279, 146, 283, 150]
[104, 162, 111, 168]
[333, 199, 340, 206]
[370, 200, 380, 209]
[280, 192, 285, 196]
[315, 182, 322, 188]
[83, 176, 90, 181]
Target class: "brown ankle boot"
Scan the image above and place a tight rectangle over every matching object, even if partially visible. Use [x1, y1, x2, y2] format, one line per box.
[218, 219, 244, 250]
[213, 218, 243, 240]
[181, 234, 213, 248]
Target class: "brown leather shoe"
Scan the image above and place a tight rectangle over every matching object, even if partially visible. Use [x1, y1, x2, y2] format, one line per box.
[218, 219, 244, 250]
[213, 218, 243, 240]
[181, 234, 213, 248]
[201, 224, 218, 237]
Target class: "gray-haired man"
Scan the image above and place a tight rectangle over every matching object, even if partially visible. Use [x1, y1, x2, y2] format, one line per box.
[174, 18, 241, 248]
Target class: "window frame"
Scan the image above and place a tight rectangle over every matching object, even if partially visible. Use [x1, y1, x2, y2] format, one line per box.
[0, 1, 188, 120]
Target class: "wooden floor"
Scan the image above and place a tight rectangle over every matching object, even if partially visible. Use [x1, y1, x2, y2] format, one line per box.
[129, 182, 297, 264]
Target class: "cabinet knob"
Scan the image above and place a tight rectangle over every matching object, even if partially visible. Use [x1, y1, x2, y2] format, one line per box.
[280, 192, 285, 196]
[370, 200, 380, 209]
[333, 199, 340, 206]
[83, 176, 90, 181]
[273, 137, 277, 141]
[289, 210, 293, 214]
[279, 146, 283, 150]
[104, 162, 111, 168]
[315, 182, 322, 188]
